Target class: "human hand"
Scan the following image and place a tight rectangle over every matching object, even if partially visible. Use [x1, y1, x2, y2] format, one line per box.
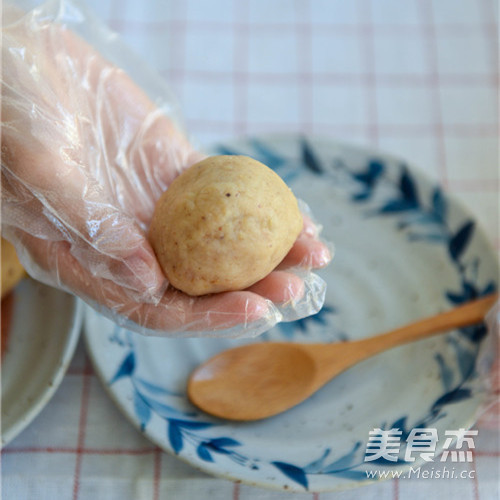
[1, 2, 331, 337]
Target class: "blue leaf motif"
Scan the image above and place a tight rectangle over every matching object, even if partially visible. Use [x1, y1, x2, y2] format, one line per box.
[301, 138, 323, 174]
[196, 443, 214, 462]
[448, 338, 476, 380]
[215, 146, 241, 156]
[463, 281, 479, 300]
[139, 392, 190, 418]
[469, 324, 488, 343]
[458, 324, 488, 344]
[432, 388, 472, 410]
[276, 304, 335, 338]
[250, 139, 286, 170]
[205, 437, 241, 455]
[481, 281, 497, 297]
[449, 221, 475, 261]
[390, 417, 409, 439]
[446, 280, 480, 305]
[353, 160, 384, 187]
[135, 377, 183, 397]
[133, 390, 152, 431]
[321, 441, 363, 473]
[397, 212, 440, 230]
[352, 190, 371, 201]
[109, 351, 135, 385]
[168, 421, 184, 454]
[169, 419, 214, 430]
[272, 461, 309, 490]
[303, 449, 331, 473]
[434, 353, 455, 392]
[379, 199, 419, 213]
[407, 233, 449, 243]
[432, 187, 447, 221]
[206, 437, 241, 448]
[400, 167, 419, 204]
[446, 291, 467, 304]
[275, 321, 298, 339]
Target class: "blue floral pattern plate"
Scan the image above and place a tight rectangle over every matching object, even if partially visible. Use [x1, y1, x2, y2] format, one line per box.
[83, 135, 498, 492]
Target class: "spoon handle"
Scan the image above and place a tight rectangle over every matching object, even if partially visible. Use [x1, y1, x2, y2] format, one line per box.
[304, 293, 498, 387]
[349, 293, 498, 358]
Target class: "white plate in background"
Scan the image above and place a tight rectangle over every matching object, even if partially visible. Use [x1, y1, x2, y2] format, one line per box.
[1, 279, 83, 445]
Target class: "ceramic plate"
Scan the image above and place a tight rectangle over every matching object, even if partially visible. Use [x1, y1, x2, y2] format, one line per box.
[1, 279, 83, 445]
[84, 135, 498, 492]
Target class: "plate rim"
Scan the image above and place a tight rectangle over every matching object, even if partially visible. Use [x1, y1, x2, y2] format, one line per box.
[1, 285, 84, 445]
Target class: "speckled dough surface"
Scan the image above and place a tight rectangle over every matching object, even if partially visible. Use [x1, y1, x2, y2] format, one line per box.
[149, 155, 303, 295]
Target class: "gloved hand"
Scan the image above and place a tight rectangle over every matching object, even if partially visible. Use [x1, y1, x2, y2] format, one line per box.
[477, 301, 500, 429]
[1, 0, 331, 337]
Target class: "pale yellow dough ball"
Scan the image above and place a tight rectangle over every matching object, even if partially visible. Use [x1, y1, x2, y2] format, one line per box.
[149, 155, 303, 296]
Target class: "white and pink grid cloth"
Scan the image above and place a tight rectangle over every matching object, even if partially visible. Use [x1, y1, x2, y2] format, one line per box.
[2, 0, 498, 499]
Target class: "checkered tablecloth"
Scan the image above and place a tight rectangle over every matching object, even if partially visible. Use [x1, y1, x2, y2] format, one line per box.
[2, 0, 498, 499]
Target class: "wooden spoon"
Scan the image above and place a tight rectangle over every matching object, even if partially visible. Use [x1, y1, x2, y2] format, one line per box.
[188, 293, 498, 421]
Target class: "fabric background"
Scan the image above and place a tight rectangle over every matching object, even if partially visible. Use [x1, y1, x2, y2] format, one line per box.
[2, 1, 498, 499]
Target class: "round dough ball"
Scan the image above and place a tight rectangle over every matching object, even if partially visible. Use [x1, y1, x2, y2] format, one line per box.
[1, 237, 25, 299]
[149, 155, 303, 296]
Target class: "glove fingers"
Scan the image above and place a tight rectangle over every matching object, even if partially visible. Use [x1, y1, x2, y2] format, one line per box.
[279, 233, 332, 270]
[246, 270, 304, 304]
[13, 232, 270, 332]
[139, 289, 271, 333]
[10, 225, 165, 303]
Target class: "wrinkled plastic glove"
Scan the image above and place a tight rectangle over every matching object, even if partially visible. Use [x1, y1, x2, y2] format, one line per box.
[477, 301, 500, 429]
[1, 0, 332, 337]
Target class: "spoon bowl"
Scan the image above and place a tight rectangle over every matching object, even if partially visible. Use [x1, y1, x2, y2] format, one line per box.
[188, 294, 498, 421]
[188, 343, 317, 420]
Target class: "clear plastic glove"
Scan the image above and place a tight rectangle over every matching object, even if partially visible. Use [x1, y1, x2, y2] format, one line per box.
[477, 301, 500, 429]
[1, 0, 332, 337]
